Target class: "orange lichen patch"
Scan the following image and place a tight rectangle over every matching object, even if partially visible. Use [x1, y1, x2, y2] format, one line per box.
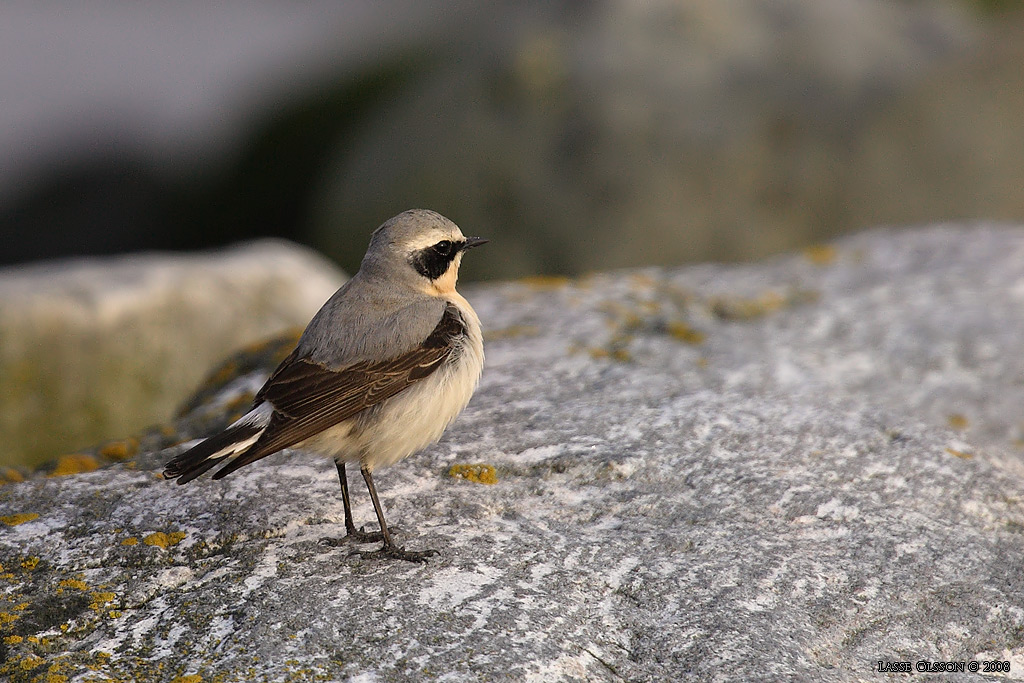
[710, 291, 787, 320]
[59, 579, 89, 591]
[946, 448, 973, 459]
[448, 464, 499, 485]
[3, 635, 22, 644]
[628, 273, 657, 288]
[207, 360, 240, 386]
[21, 557, 39, 571]
[171, 675, 203, 683]
[143, 531, 186, 549]
[89, 592, 116, 611]
[49, 453, 100, 477]
[0, 612, 18, 626]
[98, 437, 139, 462]
[121, 537, 139, 547]
[0, 468, 24, 484]
[666, 321, 706, 345]
[519, 275, 571, 290]
[0, 513, 38, 526]
[947, 414, 969, 430]
[19, 654, 44, 670]
[803, 244, 837, 265]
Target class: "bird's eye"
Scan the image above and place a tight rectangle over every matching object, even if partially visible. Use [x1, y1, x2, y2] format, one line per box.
[433, 240, 454, 256]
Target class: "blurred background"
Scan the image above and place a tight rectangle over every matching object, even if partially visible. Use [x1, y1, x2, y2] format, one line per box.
[1, 0, 1022, 282]
[2, 0, 1024, 467]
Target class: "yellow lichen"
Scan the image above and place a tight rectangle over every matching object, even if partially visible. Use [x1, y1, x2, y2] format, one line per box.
[121, 537, 139, 546]
[143, 531, 186, 549]
[98, 438, 139, 462]
[804, 244, 837, 265]
[108, 610, 122, 619]
[4, 635, 22, 644]
[666, 321, 706, 345]
[171, 675, 203, 683]
[20, 655, 44, 670]
[448, 464, 499, 485]
[947, 414, 969, 430]
[1, 468, 24, 484]
[946, 448, 973, 459]
[1, 513, 38, 526]
[710, 291, 786, 320]
[45, 674, 68, 683]
[0, 612, 17, 625]
[89, 594, 118, 613]
[49, 453, 100, 477]
[208, 361, 240, 386]
[21, 556, 39, 570]
[59, 579, 89, 591]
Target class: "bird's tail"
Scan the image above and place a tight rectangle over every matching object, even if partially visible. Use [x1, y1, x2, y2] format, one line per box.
[163, 404, 270, 484]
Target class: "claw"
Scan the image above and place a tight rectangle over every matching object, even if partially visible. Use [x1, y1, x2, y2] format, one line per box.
[346, 525, 385, 544]
[360, 545, 439, 564]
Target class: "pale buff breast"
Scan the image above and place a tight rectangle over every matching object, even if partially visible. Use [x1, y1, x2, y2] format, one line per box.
[301, 296, 484, 470]
[355, 295, 483, 470]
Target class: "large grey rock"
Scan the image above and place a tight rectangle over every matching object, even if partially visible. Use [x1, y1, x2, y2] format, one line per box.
[309, 0, 979, 279]
[2, 225, 1024, 680]
[0, 240, 344, 468]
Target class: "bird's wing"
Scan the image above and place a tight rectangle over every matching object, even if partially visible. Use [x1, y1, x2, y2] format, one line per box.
[210, 303, 466, 479]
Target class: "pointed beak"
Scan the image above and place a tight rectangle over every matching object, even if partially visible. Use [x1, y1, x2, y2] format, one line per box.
[462, 236, 488, 250]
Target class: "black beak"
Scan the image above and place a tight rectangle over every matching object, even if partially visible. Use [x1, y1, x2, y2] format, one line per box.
[462, 236, 488, 250]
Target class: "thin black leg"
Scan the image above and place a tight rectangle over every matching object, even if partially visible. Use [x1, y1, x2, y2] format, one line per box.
[334, 460, 383, 543]
[360, 465, 438, 563]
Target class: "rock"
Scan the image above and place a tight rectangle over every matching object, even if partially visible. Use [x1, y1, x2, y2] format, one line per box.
[308, 0, 979, 279]
[845, 16, 1024, 235]
[2, 225, 1024, 680]
[0, 240, 345, 468]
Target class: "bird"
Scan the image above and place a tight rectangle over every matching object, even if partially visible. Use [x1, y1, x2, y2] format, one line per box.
[163, 209, 486, 562]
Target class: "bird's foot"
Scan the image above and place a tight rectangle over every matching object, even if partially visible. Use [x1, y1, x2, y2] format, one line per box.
[318, 525, 385, 547]
[345, 525, 385, 544]
[360, 544, 439, 564]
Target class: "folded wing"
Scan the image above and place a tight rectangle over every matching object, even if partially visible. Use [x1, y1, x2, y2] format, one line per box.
[208, 303, 466, 480]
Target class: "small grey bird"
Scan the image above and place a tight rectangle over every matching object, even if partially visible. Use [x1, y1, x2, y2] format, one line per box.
[164, 209, 486, 562]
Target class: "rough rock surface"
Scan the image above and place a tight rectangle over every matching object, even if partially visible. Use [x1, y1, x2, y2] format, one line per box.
[310, 0, 979, 279]
[3, 225, 1024, 681]
[0, 240, 345, 468]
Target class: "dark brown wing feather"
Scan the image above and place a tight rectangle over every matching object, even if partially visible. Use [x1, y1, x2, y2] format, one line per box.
[210, 304, 466, 479]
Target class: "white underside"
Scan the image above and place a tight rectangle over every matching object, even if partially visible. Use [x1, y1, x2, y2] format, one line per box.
[299, 293, 484, 470]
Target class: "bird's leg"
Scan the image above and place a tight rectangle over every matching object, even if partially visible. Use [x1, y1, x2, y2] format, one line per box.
[359, 465, 438, 563]
[334, 460, 383, 543]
